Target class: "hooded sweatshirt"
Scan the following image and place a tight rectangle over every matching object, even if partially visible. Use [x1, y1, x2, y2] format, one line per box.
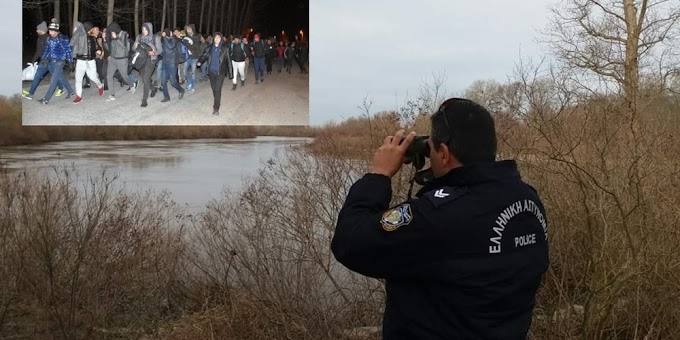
[134, 22, 163, 61]
[105, 21, 129, 59]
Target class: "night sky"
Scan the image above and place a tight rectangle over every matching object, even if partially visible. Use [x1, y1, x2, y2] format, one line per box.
[22, 0, 309, 62]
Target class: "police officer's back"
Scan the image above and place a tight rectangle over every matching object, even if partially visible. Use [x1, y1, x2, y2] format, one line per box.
[332, 98, 549, 339]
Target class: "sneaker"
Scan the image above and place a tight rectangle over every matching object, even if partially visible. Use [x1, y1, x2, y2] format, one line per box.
[189, 88, 195, 93]
[98, 85, 104, 96]
[65, 92, 74, 99]
[261, 77, 264, 82]
[22, 92, 33, 100]
[241, 80, 245, 87]
[83, 83, 91, 89]
[232, 84, 237, 91]
[106, 95, 116, 101]
[38, 98, 48, 105]
[161, 97, 170, 103]
[178, 91, 185, 100]
[212, 110, 219, 115]
[54, 88, 64, 97]
[141, 101, 148, 107]
[73, 96, 82, 104]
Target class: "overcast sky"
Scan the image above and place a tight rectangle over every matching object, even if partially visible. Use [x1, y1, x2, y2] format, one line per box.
[2, 1, 21, 96]
[309, 0, 553, 125]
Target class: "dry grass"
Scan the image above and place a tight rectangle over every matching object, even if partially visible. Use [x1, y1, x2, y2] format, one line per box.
[1, 72, 679, 339]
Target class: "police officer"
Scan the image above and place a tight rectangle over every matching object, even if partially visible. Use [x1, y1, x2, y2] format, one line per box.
[332, 98, 549, 339]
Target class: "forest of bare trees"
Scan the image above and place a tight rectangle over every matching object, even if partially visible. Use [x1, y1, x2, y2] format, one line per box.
[22, 0, 265, 38]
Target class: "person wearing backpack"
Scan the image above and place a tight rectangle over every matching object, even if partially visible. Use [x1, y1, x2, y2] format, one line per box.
[284, 42, 296, 74]
[104, 21, 134, 101]
[159, 28, 185, 102]
[35, 21, 76, 105]
[132, 22, 163, 107]
[251, 33, 267, 84]
[70, 21, 105, 104]
[197, 32, 233, 115]
[22, 20, 67, 100]
[230, 35, 247, 91]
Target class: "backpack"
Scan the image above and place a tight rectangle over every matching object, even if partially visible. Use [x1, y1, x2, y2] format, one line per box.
[230, 42, 245, 55]
[130, 42, 153, 70]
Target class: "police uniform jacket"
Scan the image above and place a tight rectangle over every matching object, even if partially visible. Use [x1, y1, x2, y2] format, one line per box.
[332, 160, 549, 339]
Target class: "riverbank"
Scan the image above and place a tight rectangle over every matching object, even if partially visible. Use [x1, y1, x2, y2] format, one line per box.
[0, 95, 317, 147]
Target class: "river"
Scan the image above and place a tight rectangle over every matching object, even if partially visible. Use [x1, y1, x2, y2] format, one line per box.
[0, 137, 311, 211]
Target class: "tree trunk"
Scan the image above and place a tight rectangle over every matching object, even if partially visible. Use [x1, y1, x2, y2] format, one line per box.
[243, 0, 253, 34]
[220, 0, 227, 34]
[54, 0, 60, 23]
[161, 0, 167, 31]
[205, 0, 212, 33]
[173, 0, 178, 29]
[142, 0, 145, 25]
[186, 0, 191, 27]
[134, 0, 140, 36]
[67, 0, 73, 31]
[72, 0, 79, 30]
[199, 0, 205, 33]
[238, 0, 248, 34]
[107, 0, 114, 25]
[212, 0, 218, 33]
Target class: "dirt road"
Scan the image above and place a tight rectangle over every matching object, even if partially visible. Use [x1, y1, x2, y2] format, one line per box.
[21, 65, 308, 126]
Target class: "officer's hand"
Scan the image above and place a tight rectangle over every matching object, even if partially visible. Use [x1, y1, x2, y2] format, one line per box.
[370, 130, 416, 177]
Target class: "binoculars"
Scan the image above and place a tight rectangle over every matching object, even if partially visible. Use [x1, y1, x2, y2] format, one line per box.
[402, 135, 430, 170]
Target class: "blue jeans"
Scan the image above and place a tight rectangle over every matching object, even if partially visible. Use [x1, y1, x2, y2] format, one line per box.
[155, 60, 163, 83]
[183, 58, 197, 89]
[161, 64, 183, 99]
[200, 62, 208, 80]
[44, 61, 74, 101]
[276, 57, 284, 72]
[129, 72, 138, 84]
[254, 57, 265, 81]
[28, 63, 64, 96]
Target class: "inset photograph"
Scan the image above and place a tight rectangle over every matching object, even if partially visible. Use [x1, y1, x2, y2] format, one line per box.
[21, 0, 309, 126]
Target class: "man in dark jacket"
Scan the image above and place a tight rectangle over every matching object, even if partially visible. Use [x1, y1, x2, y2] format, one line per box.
[229, 36, 247, 91]
[265, 38, 275, 75]
[37, 22, 75, 105]
[132, 22, 163, 107]
[197, 32, 233, 115]
[159, 28, 185, 102]
[332, 98, 549, 339]
[23, 21, 66, 100]
[251, 33, 267, 83]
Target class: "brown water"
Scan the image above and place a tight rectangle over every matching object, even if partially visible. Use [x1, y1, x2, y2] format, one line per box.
[0, 137, 311, 211]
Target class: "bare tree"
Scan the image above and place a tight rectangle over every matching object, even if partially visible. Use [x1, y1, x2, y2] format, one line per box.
[106, 0, 114, 24]
[185, 0, 191, 27]
[199, 0, 204, 33]
[72, 0, 79, 30]
[134, 0, 139, 36]
[54, 0, 61, 23]
[161, 0, 167, 34]
[173, 0, 177, 29]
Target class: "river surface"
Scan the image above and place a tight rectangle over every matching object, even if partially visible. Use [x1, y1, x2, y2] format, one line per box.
[0, 137, 311, 211]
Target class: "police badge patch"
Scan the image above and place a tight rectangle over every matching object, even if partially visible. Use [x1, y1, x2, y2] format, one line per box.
[381, 204, 413, 231]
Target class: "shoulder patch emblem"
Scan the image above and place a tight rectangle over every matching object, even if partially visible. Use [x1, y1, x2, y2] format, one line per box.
[380, 204, 413, 232]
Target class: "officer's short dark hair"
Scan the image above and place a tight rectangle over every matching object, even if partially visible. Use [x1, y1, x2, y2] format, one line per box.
[431, 98, 497, 164]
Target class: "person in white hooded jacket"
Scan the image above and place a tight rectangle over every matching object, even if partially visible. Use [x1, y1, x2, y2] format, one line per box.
[70, 21, 104, 104]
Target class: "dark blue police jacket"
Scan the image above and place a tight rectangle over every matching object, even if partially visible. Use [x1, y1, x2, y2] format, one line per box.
[332, 160, 549, 339]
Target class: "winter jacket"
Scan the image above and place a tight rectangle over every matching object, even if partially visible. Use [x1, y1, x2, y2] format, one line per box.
[298, 43, 309, 62]
[134, 22, 163, 61]
[284, 46, 295, 60]
[182, 24, 202, 59]
[71, 21, 95, 60]
[198, 40, 234, 79]
[41, 33, 73, 63]
[32, 33, 48, 63]
[252, 40, 267, 58]
[160, 36, 180, 67]
[105, 22, 130, 59]
[230, 42, 247, 62]
[276, 45, 285, 58]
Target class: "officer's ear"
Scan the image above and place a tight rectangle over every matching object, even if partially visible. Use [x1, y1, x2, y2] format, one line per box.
[439, 143, 462, 168]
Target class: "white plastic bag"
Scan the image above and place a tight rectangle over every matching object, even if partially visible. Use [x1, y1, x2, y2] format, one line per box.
[22, 62, 37, 81]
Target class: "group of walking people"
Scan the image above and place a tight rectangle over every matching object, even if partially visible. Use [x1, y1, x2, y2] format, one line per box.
[23, 18, 310, 116]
